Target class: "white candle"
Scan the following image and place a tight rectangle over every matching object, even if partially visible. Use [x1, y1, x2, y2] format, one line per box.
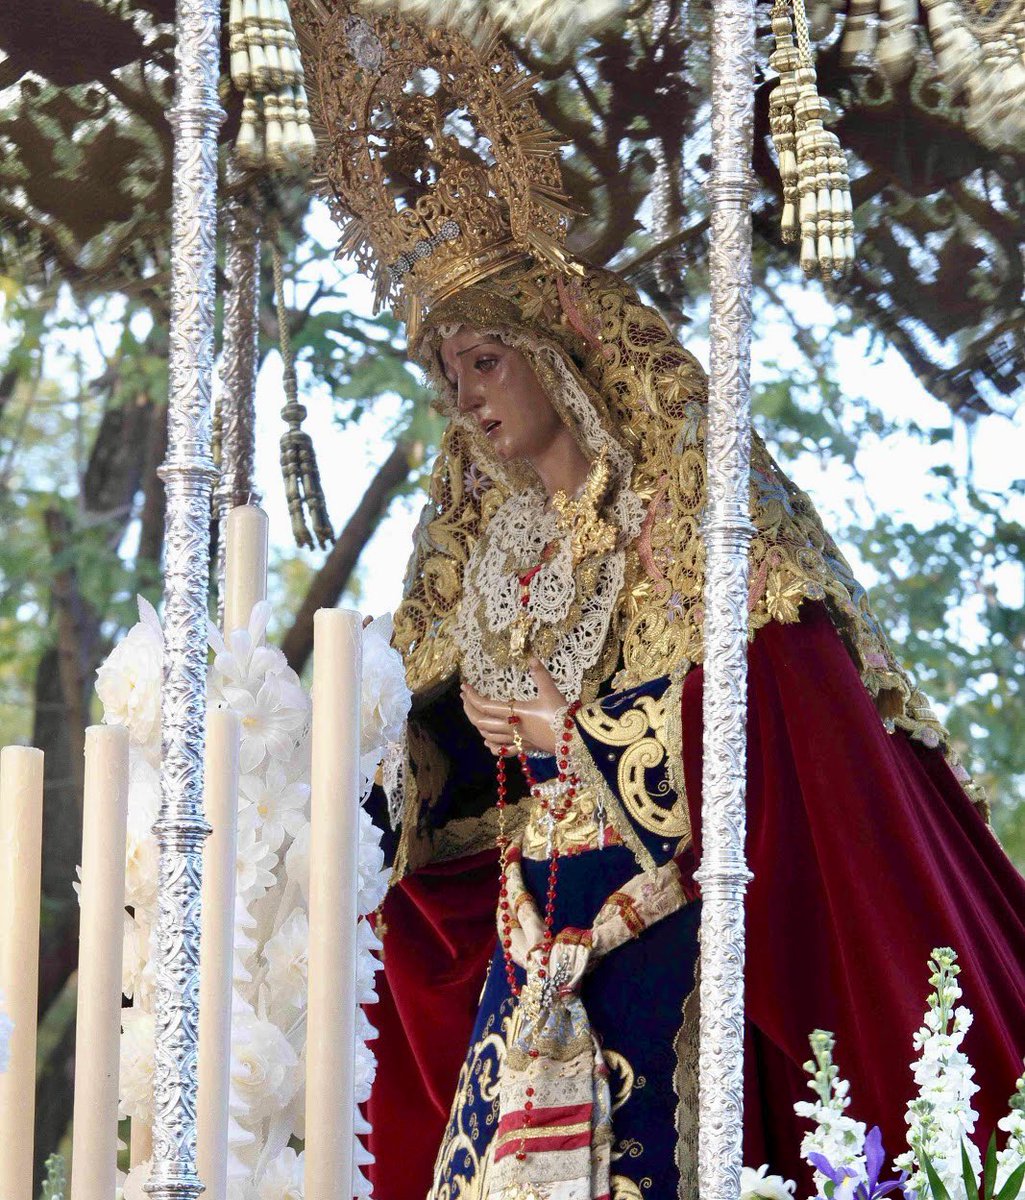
[224, 504, 269, 634]
[0, 745, 44, 1200]
[70, 725, 130, 1200]
[196, 709, 240, 1200]
[305, 609, 362, 1200]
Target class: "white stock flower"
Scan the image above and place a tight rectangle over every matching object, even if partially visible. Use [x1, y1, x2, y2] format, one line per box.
[229, 996, 300, 1126]
[119, 1006, 155, 1123]
[361, 613, 411, 759]
[264, 911, 309, 1014]
[0, 989, 12, 1073]
[239, 760, 309, 854]
[794, 1032, 867, 1195]
[256, 1148, 304, 1200]
[896, 950, 981, 1200]
[236, 805, 279, 905]
[96, 597, 163, 758]
[223, 671, 309, 776]
[995, 1069, 1025, 1191]
[740, 1165, 796, 1200]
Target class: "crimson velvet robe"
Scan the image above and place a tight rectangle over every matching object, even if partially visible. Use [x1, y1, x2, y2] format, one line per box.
[366, 603, 1025, 1198]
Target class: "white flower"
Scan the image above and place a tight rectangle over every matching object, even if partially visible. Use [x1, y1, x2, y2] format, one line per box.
[119, 1006, 155, 1123]
[740, 1165, 796, 1200]
[234, 896, 260, 985]
[896, 949, 981, 1200]
[264, 911, 309, 1014]
[995, 1069, 1025, 1191]
[121, 1161, 151, 1200]
[223, 672, 310, 776]
[357, 808, 388, 916]
[0, 989, 12, 1073]
[96, 597, 164, 758]
[122, 912, 150, 1001]
[256, 1148, 304, 1200]
[236, 805, 279, 905]
[125, 753, 161, 913]
[229, 996, 300, 1126]
[209, 602, 285, 696]
[794, 1031, 867, 1195]
[284, 822, 311, 904]
[239, 761, 309, 854]
[361, 614, 411, 760]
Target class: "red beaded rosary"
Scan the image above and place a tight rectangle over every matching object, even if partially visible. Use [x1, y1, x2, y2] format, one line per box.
[495, 698, 582, 999]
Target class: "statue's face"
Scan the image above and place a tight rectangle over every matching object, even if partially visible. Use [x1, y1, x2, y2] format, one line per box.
[439, 327, 565, 466]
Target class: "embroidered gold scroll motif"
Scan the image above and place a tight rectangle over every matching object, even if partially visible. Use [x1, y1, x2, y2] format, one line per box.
[576, 693, 691, 839]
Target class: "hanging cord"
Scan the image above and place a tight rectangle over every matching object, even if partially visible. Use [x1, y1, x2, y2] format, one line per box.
[271, 236, 334, 550]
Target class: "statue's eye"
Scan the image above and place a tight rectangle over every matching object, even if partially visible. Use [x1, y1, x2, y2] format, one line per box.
[475, 355, 498, 372]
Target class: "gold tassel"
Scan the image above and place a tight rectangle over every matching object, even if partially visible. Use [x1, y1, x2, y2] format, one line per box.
[769, 0, 855, 279]
[271, 239, 334, 551]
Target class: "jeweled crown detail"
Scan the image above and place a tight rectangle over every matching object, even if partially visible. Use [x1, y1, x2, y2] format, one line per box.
[293, 3, 579, 335]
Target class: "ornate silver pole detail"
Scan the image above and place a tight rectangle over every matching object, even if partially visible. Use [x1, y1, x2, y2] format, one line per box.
[149, 0, 223, 1193]
[215, 176, 262, 625]
[693, 0, 757, 1192]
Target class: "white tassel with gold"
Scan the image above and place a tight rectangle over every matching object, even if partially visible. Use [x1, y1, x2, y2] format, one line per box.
[769, 0, 855, 280]
[228, 0, 316, 172]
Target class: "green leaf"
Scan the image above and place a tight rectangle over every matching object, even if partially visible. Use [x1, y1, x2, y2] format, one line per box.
[985, 1132, 999, 1199]
[963, 1139, 980, 1200]
[995, 1161, 1025, 1200]
[923, 1151, 953, 1200]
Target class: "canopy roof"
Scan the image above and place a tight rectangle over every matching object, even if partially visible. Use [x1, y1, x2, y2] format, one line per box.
[1, 0, 1021, 412]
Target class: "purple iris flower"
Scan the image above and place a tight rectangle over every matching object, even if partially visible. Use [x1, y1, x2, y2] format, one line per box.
[807, 1127, 909, 1200]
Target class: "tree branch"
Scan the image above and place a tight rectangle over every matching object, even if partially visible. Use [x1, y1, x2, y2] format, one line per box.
[280, 441, 415, 674]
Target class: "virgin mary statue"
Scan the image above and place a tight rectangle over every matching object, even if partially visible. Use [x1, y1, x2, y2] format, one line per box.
[290, 3, 1025, 1198]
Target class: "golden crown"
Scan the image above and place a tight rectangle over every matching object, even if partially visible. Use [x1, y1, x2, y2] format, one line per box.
[292, 1, 580, 338]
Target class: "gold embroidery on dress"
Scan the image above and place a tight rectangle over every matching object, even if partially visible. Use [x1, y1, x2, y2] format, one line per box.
[428, 999, 515, 1200]
[577, 693, 691, 840]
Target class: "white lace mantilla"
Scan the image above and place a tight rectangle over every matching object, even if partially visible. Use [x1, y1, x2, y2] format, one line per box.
[456, 485, 641, 702]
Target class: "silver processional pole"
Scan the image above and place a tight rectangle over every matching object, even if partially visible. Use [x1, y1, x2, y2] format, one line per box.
[694, 0, 758, 1195]
[148, 0, 223, 1193]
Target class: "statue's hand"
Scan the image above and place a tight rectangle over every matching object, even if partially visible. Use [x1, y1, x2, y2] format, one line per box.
[461, 659, 568, 757]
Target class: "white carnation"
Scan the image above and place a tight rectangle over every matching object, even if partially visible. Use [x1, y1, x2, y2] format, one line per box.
[740, 1165, 796, 1200]
[256, 1148, 304, 1200]
[229, 996, 300, 1126]
[357, 809, 388, 916]
[96, 597, 164, 758]
[122, 912, 151, 1001]
[360, 614, 411, 760]
[119, 1005, 155, 1123]
[125, 753, 161, 913]
[264, 911, 309, 1015]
